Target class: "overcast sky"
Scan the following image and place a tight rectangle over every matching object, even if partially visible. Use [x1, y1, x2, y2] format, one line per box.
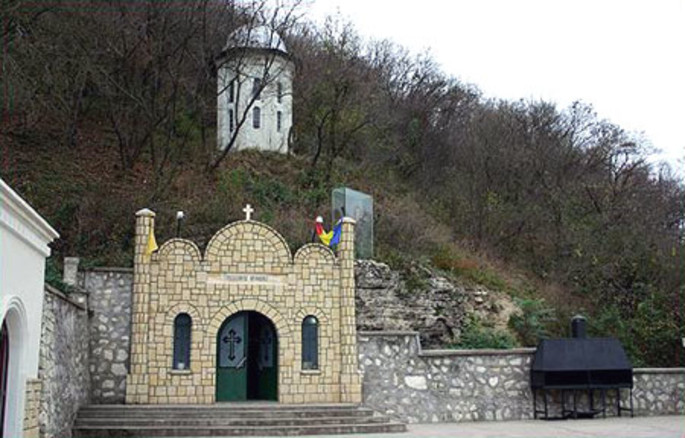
[306, 0, 685, 173]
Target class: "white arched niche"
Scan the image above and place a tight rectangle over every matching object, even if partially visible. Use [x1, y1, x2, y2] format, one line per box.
[1, 296, 28, 438]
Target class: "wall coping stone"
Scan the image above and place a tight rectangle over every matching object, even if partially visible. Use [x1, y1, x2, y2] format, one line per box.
[136, 208, 156, 217]
[358, 331, 420, 337]
[358, 332, 685, 371]
[634, 368, 685, 374]
[359, 331, 536, 356]
[83, 266, 133, 273]
[44, 283, 86, 310]
[420, 348, 537, 357]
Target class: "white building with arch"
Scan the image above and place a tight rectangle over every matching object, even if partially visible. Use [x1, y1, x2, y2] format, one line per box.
[216, 25, 294, 154]
[0, 179, 59, 438]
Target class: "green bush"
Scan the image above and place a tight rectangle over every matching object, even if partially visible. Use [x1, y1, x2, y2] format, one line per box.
[431, 245, 508, 292]
[45, 257, 73, 293]
[590, 291, 684, 367]
[452, 316, 517, 349]
[630, 292, 684, 367]
[402, 270, 428, 295]
[247, 176, 294, 207]
[218, 168, 248, 195]
[508, 297, 556, 346]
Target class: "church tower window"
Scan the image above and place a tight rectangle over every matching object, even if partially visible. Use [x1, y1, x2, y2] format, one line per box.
[228, 80, 234, 103]
[302, 316, 318, 370]
[253, 107, 261, 129]
[173, 313, 191, 370]
[252, 78, 262, 100]
[277, 82, 283, 103]
[229, 109, 234, 132]
[277, 111, 282, 132]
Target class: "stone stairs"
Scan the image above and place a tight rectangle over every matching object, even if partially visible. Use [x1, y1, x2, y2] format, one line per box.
[72, 403, 407, 436]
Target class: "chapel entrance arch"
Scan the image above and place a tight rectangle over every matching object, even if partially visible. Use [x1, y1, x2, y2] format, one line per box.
[216, 311, 278, 402]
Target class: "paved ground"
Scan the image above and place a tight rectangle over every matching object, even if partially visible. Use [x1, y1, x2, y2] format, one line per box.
[316, 415, 685, 438]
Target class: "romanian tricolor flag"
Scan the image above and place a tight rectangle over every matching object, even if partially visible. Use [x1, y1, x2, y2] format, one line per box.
[315, 216, 342, 248]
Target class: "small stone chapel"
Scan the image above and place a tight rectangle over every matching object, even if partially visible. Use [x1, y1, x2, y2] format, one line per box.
[124, 207, 362, 404]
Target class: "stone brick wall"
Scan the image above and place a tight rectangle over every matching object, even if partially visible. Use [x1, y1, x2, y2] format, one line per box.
[23, 378, 41, 438]
[80, 268, 133, 404]
[125, 210, 361, 404]
[632, 369, 685, 415]
[39, 285, 90, 437]
[358, 331, 685, 423]
[76, 256, 684, 420]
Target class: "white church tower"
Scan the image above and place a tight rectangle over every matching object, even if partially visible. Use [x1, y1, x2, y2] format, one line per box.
[216, 25, 294, 153]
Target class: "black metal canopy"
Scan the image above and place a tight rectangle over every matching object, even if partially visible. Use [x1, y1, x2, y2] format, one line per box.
[531, 337, 633, 389]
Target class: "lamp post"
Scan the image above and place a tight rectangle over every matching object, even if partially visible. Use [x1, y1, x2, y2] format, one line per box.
[176, 211, 185, 237]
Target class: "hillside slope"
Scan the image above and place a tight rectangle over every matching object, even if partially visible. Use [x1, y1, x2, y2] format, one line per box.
[2, 1, 682, 366]
[5, 118, 683, 367]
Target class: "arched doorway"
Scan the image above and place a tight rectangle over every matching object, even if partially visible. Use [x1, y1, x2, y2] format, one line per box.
[0, 321, 8, 438]
[216, 311, 277, 402]
[1, 301, 29, 438]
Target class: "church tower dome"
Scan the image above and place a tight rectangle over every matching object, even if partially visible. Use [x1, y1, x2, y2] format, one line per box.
[225, 25, 288, 53]
[216, 25, 294, 154]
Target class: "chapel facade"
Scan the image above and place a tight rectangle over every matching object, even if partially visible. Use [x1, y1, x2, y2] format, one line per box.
[125, 208, 362, 404]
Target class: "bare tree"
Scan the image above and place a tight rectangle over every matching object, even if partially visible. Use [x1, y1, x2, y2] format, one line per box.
[290, 16, 377, 181]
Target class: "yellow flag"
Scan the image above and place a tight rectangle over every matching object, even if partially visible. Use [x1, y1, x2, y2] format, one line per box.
[145, 225, 158, 256]
[318, 230, 334, 246]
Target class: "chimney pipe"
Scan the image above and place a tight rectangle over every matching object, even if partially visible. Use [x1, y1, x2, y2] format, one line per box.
[63, 257, 80, 286]
[571, 315, 587, 338]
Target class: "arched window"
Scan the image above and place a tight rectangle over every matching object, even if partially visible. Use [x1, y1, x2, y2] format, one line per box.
[252, 78, 262, 100]
[173, 313, 191, 370]
[302, 316, 318, 370]
[252, 106, 261, 129]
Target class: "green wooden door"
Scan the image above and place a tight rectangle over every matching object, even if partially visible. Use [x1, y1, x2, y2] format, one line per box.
[216, 313, 247, 401]
[256, 322, 277, 400]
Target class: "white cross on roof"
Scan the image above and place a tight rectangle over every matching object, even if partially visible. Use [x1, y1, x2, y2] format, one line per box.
[243, 204, 254, 221]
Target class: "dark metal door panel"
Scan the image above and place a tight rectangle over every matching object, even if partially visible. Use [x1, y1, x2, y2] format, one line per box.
[216, 314, 247, 401]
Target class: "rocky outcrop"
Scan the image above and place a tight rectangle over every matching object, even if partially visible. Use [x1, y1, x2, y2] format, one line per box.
[355, 260, 464, 347]
[355, 260, 516, 348]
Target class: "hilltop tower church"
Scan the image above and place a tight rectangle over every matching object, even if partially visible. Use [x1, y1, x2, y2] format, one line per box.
[216, 26, 294, 154]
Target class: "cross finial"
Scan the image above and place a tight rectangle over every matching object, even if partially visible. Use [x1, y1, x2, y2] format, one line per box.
[243, 204, 254, 221]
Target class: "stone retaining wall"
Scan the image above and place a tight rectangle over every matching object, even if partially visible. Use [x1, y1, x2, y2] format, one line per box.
[39, 285, 90, 438]
[71, 266, 685, 422]
[632, 368, 685, 415]
[358, 331, 685, 423]
[23, 378, 42, 438]
[79, 268, 134, 404]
